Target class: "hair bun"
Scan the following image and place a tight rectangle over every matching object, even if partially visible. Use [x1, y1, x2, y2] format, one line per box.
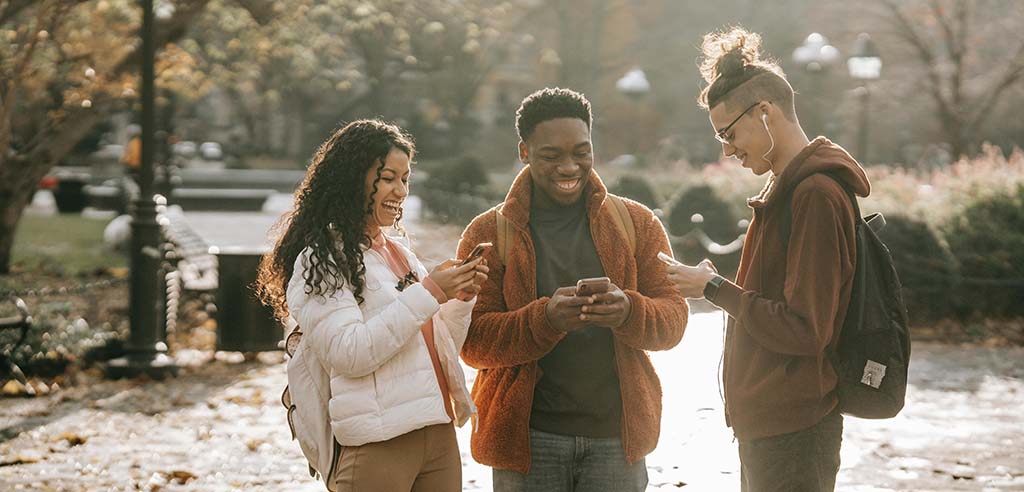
[700, 27, 763, 83]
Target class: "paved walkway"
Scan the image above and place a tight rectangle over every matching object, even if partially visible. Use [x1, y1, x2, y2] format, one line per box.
[2, 315, 1022, 491]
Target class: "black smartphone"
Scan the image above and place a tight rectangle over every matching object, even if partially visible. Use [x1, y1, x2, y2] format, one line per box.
[461, 242, 493, 265]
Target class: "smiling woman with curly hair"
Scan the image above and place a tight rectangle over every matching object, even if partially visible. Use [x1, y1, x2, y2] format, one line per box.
[256, 118, 488, 491]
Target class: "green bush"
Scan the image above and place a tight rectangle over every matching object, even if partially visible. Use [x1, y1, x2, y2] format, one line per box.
[665, 185, 738, 239]
[665, 185, 743, 277]
[877, 215, 961, 323]
[943, 185, 1024, 319]
[609, 174, 660, 209]
[422, 155, 490, 193]
[418, 156, 494, 225]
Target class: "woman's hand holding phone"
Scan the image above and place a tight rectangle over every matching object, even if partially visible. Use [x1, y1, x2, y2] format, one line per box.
[427, 258, 485, 300]
[451, 242, 492, 300]
[456, 259, 488, 301]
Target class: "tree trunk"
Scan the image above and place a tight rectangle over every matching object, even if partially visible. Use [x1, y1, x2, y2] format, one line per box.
[0, 107, 105, 273]
[941, 112, 967, 161]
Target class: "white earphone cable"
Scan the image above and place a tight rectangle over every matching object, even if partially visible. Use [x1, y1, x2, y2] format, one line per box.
[761, 113, 775, 163]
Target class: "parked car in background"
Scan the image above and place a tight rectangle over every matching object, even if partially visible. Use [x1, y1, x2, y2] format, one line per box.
[172, 141, 197, 159]
[199, 142, 223, 161]
[38, 144, 126, 213]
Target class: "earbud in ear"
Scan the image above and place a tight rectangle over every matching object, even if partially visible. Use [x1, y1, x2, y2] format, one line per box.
[761, 113, 767, 122]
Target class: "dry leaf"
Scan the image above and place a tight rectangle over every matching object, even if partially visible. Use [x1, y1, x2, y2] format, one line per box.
[2, 380, 25, 396]
[55, 432, 86, 447]
[167, 470, 198, 484]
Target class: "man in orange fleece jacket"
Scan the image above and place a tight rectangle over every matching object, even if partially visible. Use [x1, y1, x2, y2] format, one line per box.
[457, 87, 688, 491]
[666, 28, 871, 492]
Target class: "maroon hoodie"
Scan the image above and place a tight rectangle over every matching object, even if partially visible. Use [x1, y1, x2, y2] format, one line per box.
[713, 137, 871, 440]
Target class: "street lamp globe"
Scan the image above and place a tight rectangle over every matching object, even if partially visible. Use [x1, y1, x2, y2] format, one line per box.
[616, 68, 651, 99]
[848, 33, 882, 80]
[792, 32, 840, 72]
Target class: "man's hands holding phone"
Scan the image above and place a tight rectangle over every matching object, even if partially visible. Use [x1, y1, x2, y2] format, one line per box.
[544, 278, 632, 333]
[545, 287, 595, 333]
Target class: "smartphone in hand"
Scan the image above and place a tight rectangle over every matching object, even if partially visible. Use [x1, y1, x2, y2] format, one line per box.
[657, 251, 682, 266]
[461, 242, 493, 265]
[576, 276, 611, 296]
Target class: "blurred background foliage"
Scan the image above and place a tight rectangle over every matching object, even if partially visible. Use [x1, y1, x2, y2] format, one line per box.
[1, 0, 1023, 346]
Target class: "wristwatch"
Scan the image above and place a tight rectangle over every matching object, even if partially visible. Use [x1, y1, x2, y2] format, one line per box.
[703, 275, 727, 303]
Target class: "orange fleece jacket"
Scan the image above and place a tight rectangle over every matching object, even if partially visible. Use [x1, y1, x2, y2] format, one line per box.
[457, 166, 689, 473]
[713, 137, 871, 440]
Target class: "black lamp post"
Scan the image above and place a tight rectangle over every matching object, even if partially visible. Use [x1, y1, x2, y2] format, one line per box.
[847, 33, 882, 163]
[106, 0, 178, 379]
[615, 68, 650, 159]
[792, 33, 841, 137]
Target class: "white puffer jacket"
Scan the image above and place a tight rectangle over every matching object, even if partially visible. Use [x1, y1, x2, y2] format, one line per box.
[286, 236, 476, 464]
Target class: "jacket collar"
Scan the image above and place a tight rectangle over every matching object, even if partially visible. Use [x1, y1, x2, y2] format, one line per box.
[747, 136, 871, 210]
[747, 136, 827, 209]
[498, 165, 610, 228]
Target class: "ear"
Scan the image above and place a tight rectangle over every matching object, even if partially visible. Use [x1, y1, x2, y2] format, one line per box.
[759, 101, 773, 120]
[518, 140, 529, 165]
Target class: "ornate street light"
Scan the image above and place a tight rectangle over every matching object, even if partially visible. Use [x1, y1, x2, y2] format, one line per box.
[792, 33, 840, 136]
[848, 33, 882, 80]
[106, 0, 178, 379]
[616, 68, 650, 99]
[848, 33, 882, 163]
[615, 68, 651, 161]
[792, 33, 841, 73]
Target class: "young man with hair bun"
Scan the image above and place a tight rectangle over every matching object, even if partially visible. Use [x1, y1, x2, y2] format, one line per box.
[665, 27, 872, 492]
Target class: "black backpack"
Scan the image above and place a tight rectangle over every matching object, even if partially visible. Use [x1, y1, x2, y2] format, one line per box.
[782, 172, 911, 419]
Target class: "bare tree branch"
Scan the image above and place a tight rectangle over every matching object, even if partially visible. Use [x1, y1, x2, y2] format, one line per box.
[0, 1, 53, 164]
[878, 0, 952, 118]
[929, 0, 957, 60]
[969, 39, 1024, 130]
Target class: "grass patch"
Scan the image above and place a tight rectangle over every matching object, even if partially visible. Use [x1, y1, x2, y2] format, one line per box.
[242, 154, 305, 170]
[1, 214, 126, 292]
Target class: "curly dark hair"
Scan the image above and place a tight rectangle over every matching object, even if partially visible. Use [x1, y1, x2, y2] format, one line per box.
[256, 119, 415, 321]
[515, 87, 592, 142]
[697, 26, 796, 121]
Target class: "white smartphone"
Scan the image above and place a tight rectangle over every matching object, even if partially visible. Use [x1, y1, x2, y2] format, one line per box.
[657, 251, 682, 266]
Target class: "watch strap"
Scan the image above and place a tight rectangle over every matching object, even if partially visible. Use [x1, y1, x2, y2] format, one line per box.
[703, 275, 727, 303]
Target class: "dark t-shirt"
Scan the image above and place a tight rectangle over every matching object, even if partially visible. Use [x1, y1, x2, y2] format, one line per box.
[528, 195, 623, 437]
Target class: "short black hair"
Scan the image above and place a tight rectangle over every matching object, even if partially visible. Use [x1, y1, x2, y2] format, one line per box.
[515, 87, 592, 142]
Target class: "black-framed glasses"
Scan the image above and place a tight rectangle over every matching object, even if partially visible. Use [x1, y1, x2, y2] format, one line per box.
[715, 101, 760, 145]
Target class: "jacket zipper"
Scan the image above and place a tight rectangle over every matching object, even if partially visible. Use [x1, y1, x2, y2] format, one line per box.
[723, 209, 765, 430]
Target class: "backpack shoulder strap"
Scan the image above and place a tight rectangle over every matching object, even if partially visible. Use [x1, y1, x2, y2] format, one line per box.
[495, 205, 512, 267]
[605, 194, 636, 256]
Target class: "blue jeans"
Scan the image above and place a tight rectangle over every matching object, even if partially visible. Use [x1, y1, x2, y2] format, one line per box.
[738, 411, 844, 492]
[492, 428, 648, 492]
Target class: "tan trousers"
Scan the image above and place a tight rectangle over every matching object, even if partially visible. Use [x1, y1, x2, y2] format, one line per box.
[331, 423, 461, 492]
